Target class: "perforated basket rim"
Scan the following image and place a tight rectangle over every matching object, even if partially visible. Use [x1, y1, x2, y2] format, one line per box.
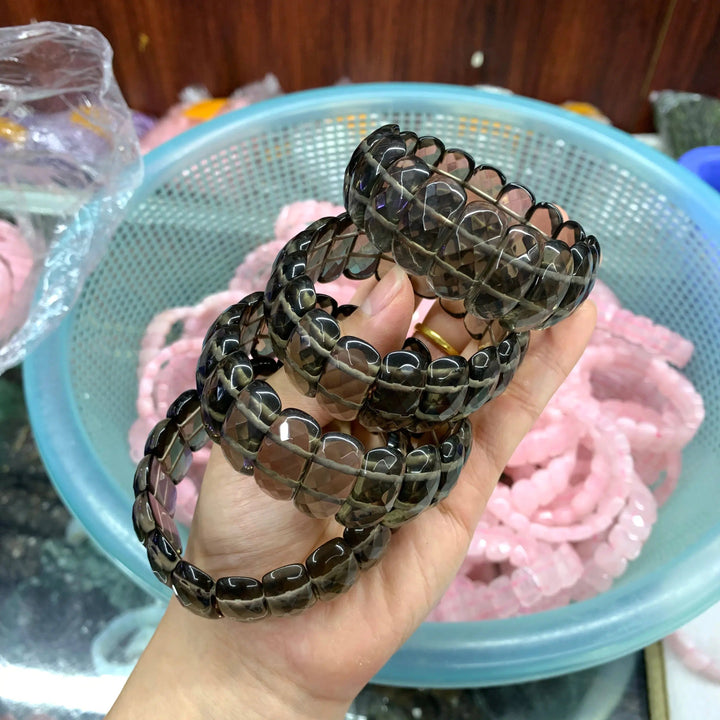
[24, 83, 720, 688]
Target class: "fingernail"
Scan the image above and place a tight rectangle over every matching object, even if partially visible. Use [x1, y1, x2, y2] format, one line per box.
[360, 266, 405, 316]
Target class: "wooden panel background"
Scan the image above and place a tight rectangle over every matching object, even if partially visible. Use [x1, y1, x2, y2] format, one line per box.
[2, 0, 718, 132]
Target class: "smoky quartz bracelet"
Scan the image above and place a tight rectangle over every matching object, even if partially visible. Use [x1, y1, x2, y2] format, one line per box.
[195, 290, 473, 527]
[132, 388, 393, 619]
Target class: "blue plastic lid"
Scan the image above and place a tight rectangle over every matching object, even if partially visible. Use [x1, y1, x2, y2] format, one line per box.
[678, 145, 720, 193]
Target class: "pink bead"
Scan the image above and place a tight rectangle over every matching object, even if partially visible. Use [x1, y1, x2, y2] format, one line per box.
[510, 479, 541, 515]
[511, 567, 543, 608]
[593, 542, 628, 577]
[489, 576, 521, 618]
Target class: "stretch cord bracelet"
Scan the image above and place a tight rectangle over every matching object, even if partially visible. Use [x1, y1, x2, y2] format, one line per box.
[132, 388, 393, 619]
[263, 213, 528, 433]
[195, 290, 473, 526]
[344, 124, 601, 333]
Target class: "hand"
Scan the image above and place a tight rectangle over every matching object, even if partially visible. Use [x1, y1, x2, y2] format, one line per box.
[109, 268, 596, 720]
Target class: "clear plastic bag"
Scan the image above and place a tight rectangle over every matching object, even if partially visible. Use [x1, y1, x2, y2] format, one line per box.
[0, 22, 142, 372]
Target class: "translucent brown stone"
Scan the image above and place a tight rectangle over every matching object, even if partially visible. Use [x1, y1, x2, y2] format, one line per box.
[497, 183, 535, 219]
[221, 380, 282, 471]
[295, 432, 364, 518]
[196, 326, 244, 394]
[501, 239, 573, 332]
[254, 409, 321, 501]
[202, 298, 254, 345]
[526, 202, 564, 237]
[492, 334, 523, 398]
[344, 231, 381, 279]
[262, 564, 317, 616]
[146, 529, 180, 586]
[306, 217, 338, 280]
[166, 389, 208, 451]
[437, 148, 475, 182]
[172, 561, 219, 618]
[284, 309, 341, 396]
[335, 445, 404, 528]
[306, 538, 359, 599]
[383, 445, 441, 527]
[133, 455, 176, 512]
[414, 135, 445, 166]
[132, 490, 182, 555]
[200, 351, 254, 440]
[417, 356, 469, 424]
[215, 576, 268, 621]
[268, 275, 317, 358]
[343, 524, 391, 569]
[144, 418, 192, 482]
[553, 219, 585, 247]
[463, 347, 500, 415]
[544, 241, 593, 326]
[432, 425, 471, 504]
[394, 173, 467, 276]
[317, 336, 381, 421]
[465, 165, 506, 202]
[467, 224, 544, 321]
[319, 214, 356, 282]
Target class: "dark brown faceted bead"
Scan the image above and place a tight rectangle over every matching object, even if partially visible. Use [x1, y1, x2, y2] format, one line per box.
[305, 218, 339, 280]
[432, 433, 472, 504]
[363, 349, 428, 429]
[395, 173, 467, 276]
[400, 130, 418, 154]
[200, 351, 254, 440]
[414, 135, 446, 166]
[144, 418, 192, 482]
[250, 354, 279, 377]
[196, 326, 244, 394]
[526, 202, 564, 237]
[383, 445, 441, 527]
[262, 564, 317, 616]
[284, 309, 341, 396]
[254, 408, 321, 501]
[501, 240, 573, 332]
[221, 380, 282, 470]
[306, 538, 359, 599]
[402, 337, 433, 365]
[203, 297, 256, 345]
[497, 182, 535, 220]
[172, 561, 219, 618]
[347, 135, 407, 227]
[431, 201, 507, 300]
[465, 165, 506, 202]
[240, 297, 268, 354]
[167, 389, 208, 451]
[215, 576, 268, 621]
[285, 217, 337, 259]
[542, 241, 593, 328]
[437, 148, 475, 182]
[318, 215, 357, 282]
[344, 124, 400, 207]
[334, 304, 358, 321]
[295, 432, 364, 518]
[417, 356, 469, 423]
[464, 347, 500, 415]
[133, 455, 177, 512]
[146, 529, 180, 586]
[409, 272, 436, 299]
[553, 219, 585, 247]
[317, 336, 381, 421]
[268, 275, 317, 358]
[132, 491, 182, 550]
[467, 224, 543, 321]
[335, 445, 404, 528]
[343, 524, 392, 569]
[364, 156, 432, 252]
[492, 333, 523, 398]
[344, 231, 382, 279]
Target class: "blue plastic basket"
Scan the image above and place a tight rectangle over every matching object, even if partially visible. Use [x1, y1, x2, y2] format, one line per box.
[24, 83, 720, 687]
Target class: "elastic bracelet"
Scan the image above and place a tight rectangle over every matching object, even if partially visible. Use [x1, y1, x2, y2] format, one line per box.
[344, 124, 600, 333]
[132, 388, 393, 619]
[263, 213, 529, 433]
[195, 291, 473, 526]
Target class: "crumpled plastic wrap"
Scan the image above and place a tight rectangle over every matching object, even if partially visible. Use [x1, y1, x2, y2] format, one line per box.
[0, 22, 142, 373]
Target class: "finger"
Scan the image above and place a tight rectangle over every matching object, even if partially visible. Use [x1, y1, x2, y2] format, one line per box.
[268, 265, 416, 424]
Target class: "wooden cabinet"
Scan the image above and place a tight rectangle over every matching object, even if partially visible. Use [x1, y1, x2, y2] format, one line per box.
[2, 0, 718, 131]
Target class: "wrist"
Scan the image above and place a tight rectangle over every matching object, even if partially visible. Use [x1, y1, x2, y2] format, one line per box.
[108, 599, 351, 720]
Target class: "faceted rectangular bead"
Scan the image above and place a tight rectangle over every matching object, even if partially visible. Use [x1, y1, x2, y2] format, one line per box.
[464, 348, 500, 415]
[343, 525, 391, 570]
[383, 445, 440, 528]
[215, 576, 268, 621]
[417, 357, 469, 423]
[221, 381, 281, 470]
[146, 529, 181, 586]
[254, 409, 321, 501]
[133, 455, 176, 513]
[317, 336, 381, 421]
[284, 309, 341, 397]
[335, 446, 403, 528]
[306, 539, 359, 599]
[144, 418, 192, 482]
[294, 432, 364, 518]
[344, 231, 381, 279]
[132, 491, 181, 553]
[306, 218, 338, 281]
[171, 561, 219, 619]
[319, 217, 356, 283]
[167, 390, 209, 451]
[262, 564, 316, 616]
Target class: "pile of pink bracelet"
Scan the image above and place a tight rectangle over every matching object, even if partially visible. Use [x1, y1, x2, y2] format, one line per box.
[129, 201, 705, 621]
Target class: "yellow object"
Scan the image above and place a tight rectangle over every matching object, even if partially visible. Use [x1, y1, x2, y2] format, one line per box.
[183, 98, 228, 121]
[560, 101, 612, 125]
[414, 322, 461, 356]
[70, 105, 112, 140]
[0, 118, 28, 144]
